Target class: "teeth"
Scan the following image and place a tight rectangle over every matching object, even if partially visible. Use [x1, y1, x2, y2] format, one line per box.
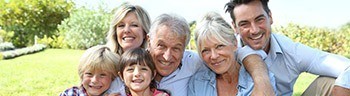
[90, 85, 102, 89]
[123, 37, 134, 41]
[160, 61, 170, 66]
[212, 60, 224, 65]
[251, 33, 263, 40]
[132, 79, 143, 83]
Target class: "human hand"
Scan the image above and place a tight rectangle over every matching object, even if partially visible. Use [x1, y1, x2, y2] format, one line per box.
[251, 83, 275, 96]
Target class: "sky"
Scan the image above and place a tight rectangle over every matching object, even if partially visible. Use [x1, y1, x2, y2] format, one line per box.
[73, 0, 350, 29]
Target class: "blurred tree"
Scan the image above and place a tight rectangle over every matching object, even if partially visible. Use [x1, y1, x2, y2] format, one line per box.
[57, 7, 111, 49]
[0, 0, 73, 47]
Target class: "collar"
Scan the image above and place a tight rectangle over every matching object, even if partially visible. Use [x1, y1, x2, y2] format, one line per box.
[200, 69, 216, 84]
[269, 33, 283, 60]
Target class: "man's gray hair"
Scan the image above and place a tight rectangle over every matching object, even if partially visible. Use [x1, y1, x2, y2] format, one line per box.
[148, 13, 191, 47]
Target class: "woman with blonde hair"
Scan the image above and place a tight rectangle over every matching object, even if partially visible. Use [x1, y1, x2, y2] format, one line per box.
[188, 12, 277, 96]
[106, 3, 151, 55]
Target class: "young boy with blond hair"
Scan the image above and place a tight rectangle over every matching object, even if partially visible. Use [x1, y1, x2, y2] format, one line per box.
[60, 45, 121, 96]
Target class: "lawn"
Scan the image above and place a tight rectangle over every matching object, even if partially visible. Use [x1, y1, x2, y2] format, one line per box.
[0, 49, 317, 95]
[0, 49, 84, 95]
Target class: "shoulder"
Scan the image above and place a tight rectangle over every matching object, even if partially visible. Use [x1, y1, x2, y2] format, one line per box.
[181, 50, 205, 71]
[153, 89, 171, 96]
[183, 50, 201, 61]
[190, 68, 215, 83]
[59, 86, 87, 96]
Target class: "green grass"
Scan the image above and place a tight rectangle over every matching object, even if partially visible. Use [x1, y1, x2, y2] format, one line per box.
[0, 49, 84, 96]
[293, 73, 318, 96]
[0, 49, 318, 96]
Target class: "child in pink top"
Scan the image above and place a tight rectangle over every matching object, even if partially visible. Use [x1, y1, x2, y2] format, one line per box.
[118, 48, 170, 96]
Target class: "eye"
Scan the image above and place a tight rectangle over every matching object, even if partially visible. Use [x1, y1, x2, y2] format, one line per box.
[141, 67, 148, 71]
[131, 24, 139, 27]
[157, 44, 165, 49]
[239, 22, 249, 28]
[201, 49, 209, 55]
[256, 17, 265, 23]
[117, 24, 125, 28]
[100, 73, 107, 78]
[84, 72, 93, 77]
[126, 67, 134, 72]
[216, 44, 225, 49]
[173, 47, 182, 52]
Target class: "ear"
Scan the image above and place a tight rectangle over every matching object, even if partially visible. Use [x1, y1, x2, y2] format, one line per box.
[268, 11, 273, 25]
[118, 72, 123, 81]
[232, 21, 239, 34]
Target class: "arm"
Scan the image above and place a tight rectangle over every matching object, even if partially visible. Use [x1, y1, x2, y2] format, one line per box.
[237, 46, 275, 96]
[332, 68, 350, 96]
[332, 86, 350, 96]
[243, 55, 275, 96]
[292, 43, 350, 77]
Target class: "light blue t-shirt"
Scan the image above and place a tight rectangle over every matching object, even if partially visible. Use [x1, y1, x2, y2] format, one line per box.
[107, 50, 206, 96]
[239, 33, 350, 96]
[335, 67, 350, 89]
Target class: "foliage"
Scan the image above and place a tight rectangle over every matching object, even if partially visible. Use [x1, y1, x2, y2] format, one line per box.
[57, 7, 111, 49]
[274, 23, 350, 58]
[336, 23, 350, 57]
[0, 49, 83, 95]
[1, 44, 46, 59]
[186, 21, 197, 50]
[0, 52, 2, 60]
[0, 0, 73, 47]
[0, 42, 15, 51]
[37, 35, 66, 49]
[0, 29, 14, 43]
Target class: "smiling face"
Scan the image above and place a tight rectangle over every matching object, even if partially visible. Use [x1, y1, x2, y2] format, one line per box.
[233, 0, 273, 52]
[199, 37, 236, 74]
[116, 12, 145, 51]
[122, 64, 154, 94]
[81, 70, 112, 96]
[147, 25, 185, 79]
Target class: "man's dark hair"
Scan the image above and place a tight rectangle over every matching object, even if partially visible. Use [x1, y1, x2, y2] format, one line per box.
[225, 0, 270, 24]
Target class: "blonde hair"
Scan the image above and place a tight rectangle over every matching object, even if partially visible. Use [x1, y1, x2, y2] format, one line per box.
[78, 45, 120, 81]
[106, 3, 151, 55]
[194, 12, 236, 57]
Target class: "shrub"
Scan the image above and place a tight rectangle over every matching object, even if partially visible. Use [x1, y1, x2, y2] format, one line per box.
[0, 42, 15, 51]
[57, 7, 111, 49]
[37, 35, 67, 49]
[0, 29, 14, 43]
[274, 23, 350, 58]
[0, 0, 73, 47]
[1, 44, 46, 59]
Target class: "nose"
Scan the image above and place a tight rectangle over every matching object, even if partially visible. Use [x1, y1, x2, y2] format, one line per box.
[133, 68, 141, 77]
[163, 49, 172, 61]
[124, 25, 131, 33]
[91, 75, 99, 83]
[250, 23, 260, 34]
[210, 50, 219, 60]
